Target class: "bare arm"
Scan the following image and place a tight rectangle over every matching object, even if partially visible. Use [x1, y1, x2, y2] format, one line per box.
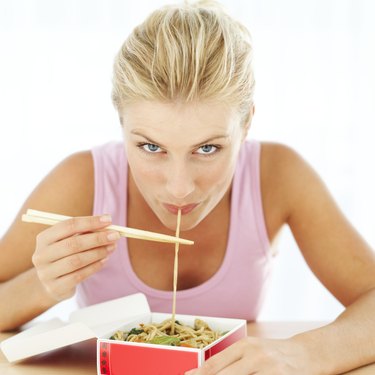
[0, 151, 109, 331]
[275, 144, 375, 373]
[0, 269, 55, 332]
[292, 288, 375, 374]
[261, 143, 375, 373]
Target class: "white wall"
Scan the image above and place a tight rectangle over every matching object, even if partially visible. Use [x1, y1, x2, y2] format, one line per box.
[1, 0, 374, 322]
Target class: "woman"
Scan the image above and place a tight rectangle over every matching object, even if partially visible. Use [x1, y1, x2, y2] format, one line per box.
[1, 1, 374, 374]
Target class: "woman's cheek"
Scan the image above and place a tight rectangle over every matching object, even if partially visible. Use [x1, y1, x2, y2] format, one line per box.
[131, 159, 165, 184]
[197, 160, 233, 188]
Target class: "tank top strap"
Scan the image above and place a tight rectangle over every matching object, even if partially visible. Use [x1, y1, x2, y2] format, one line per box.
[91, 141, 126, 226]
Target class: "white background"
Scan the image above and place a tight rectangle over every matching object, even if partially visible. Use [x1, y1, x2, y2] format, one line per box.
[0, 0, 374, 322]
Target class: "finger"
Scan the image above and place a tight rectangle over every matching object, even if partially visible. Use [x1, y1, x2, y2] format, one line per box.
[217, 358, 257, 375]
[43, 229, 120, 263]
[37, 215, 113, 245]
[186, 360, 255, 375]
[48, 257, 109, 300]
[41, 245, 114, 280]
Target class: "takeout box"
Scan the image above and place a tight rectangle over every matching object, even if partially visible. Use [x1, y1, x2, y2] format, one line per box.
[1, 293, 247, 374]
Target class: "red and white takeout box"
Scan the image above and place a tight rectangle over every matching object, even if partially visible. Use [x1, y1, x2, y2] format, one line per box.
[1, 293, 247, 374]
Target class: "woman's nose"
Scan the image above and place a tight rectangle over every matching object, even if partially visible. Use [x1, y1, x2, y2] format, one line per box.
[165, 162, 195, 200]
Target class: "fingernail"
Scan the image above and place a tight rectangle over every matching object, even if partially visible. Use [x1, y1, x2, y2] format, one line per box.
[100, 215, 112, 223]
[107, 231, 120, 241]
[107, 244, 116, 252]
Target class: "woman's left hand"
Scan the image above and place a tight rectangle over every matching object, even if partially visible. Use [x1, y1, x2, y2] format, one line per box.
[185, 336, 319, 375]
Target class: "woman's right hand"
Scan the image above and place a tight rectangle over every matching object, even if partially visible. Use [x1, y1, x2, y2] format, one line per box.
[31, 214, 120, 302]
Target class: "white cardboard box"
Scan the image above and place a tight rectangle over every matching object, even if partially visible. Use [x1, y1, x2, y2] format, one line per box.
[1, 293, 247, 374]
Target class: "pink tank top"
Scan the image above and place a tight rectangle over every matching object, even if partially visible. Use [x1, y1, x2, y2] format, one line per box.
[76, 141, 273, 320]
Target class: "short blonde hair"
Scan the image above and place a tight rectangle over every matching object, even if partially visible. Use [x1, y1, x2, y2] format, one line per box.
[112, 0, 255, 125]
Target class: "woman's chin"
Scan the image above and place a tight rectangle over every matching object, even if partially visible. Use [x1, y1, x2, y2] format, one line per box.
[161, 220, 196, 233]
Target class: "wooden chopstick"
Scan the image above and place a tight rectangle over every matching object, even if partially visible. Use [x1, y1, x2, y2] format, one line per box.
[22, 209, 194, 246]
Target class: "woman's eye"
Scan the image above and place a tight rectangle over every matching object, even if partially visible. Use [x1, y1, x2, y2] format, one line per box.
[196, 144, 218, 155]
[140, 143, 162, 153]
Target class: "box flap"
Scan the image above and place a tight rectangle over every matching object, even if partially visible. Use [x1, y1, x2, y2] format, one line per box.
[1, 293, 150, 362]
[69, 293, 150, 331]
[1, 319, 95, 362]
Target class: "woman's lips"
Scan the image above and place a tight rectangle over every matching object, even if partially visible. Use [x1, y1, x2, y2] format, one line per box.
[163, 203, 199, 215]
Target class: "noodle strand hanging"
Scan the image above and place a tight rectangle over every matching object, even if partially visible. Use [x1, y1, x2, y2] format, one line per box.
[109, 208, 225, 348]
[171, 208, 181, 335]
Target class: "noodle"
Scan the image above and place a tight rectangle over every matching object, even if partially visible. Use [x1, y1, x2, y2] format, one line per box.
[171, 209, 181, 335]
[109, 318, 224, 349]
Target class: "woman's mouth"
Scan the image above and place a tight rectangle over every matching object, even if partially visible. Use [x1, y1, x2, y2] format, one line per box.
[163, 203, 199, 215]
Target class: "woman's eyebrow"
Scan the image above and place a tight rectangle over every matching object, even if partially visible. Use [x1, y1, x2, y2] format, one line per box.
[130, 130, 166, 148]
[130, 129, 229, 148]
[193, 136, 230, 147]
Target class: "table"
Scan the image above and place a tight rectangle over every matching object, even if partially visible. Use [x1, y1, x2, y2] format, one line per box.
[1, 321, 374, 374]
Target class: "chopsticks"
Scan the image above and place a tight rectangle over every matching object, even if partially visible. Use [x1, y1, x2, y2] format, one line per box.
[22, 209, 194, 246]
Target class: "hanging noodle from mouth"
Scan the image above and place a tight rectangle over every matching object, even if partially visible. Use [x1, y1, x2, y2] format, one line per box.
[109, 209, 224, 348]
[171, 208, 182, 335]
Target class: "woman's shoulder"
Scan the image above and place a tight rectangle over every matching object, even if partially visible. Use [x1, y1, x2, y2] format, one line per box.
[61, 149, 94, 170]
[28, 150, 95, 217]
[258, 141, 317, 240]
[259, 141, 318, 188]
[243, 140, 302, 165]
[259, 141, 311, 181]
[53, 149, 94, 184]
[0, 150, 95, 279]
[259, 141, 300, 162]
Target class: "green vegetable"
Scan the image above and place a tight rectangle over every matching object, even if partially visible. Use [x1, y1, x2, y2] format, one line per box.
[128, 328, 144, 335]
[110, 331, 128, 341]
[148, 336, 181, 346]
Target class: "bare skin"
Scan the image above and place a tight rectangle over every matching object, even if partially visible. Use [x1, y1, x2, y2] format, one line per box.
[0, 101, 374, 374]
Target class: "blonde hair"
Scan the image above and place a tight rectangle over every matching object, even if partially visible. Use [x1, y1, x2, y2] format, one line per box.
[112, 0, 255, 125]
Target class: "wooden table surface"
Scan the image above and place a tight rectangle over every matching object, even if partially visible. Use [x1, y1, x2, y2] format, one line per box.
[1, 321, 374, 374]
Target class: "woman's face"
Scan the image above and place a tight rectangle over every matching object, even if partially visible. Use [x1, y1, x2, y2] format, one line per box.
[121, 100, 248, 231]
